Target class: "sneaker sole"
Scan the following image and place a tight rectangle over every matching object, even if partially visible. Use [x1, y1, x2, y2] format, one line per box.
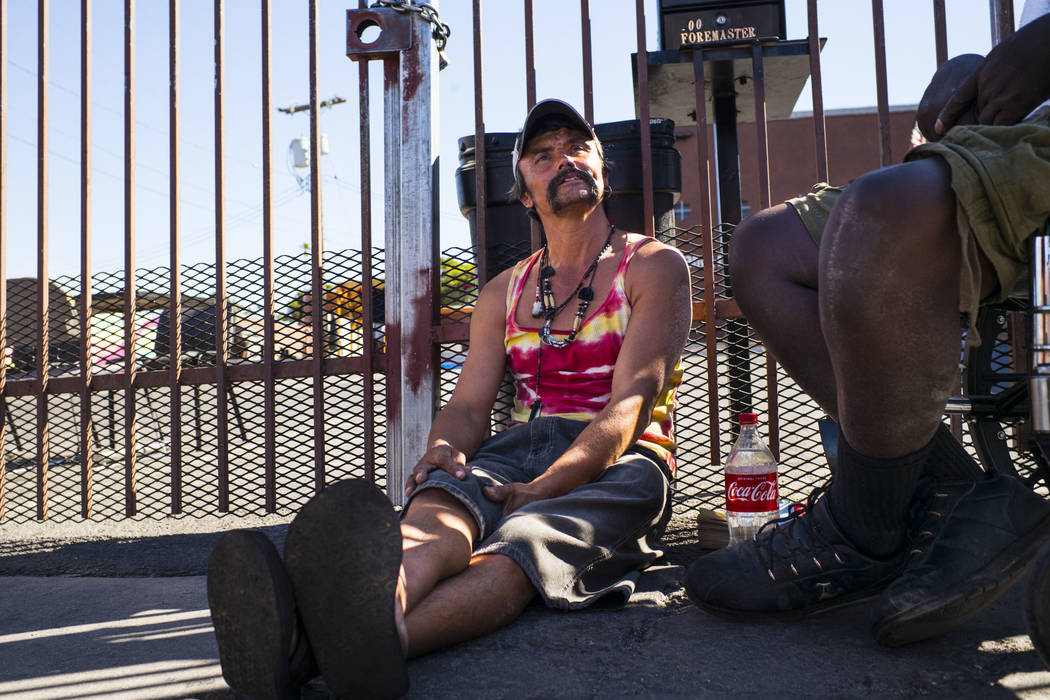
[207, 530, 299, 700]
[284, 479, 408, 700]
[874, 512, 1050, 647]
[689, 583, 888, 622]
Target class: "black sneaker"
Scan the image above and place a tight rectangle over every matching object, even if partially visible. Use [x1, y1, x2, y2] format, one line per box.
[207, 529, 318, 700]
[873, 473, 1050, 647]
[284, 478, 408, 700]
[684, 489, 906, 621]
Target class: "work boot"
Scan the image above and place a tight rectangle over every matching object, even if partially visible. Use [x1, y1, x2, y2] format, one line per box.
[207, 529, 318, 700]
[872, 473, 1050, 647]
[684, 487, 907, 620]
[284, 478, 408, 700]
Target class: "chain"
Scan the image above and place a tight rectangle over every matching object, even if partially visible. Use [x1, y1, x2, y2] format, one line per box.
[371, 0, 451, 70]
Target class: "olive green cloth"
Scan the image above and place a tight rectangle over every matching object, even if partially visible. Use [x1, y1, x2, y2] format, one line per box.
[784, 112, 1050, 345]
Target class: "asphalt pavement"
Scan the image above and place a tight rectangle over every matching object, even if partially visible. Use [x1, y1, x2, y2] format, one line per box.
[2, 511, 1050, 699]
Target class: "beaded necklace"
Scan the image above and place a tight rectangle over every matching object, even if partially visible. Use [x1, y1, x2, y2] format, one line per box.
[527, 224, 615, 420]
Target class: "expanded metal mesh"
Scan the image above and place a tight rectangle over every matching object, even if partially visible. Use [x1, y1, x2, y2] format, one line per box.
[3, 238, 1039, 523]
[1, 249, 390, 522]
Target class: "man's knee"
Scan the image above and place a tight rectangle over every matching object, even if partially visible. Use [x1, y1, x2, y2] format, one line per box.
[402, 486, 479, 543]
[729, 203, 818, 304]
[820, 160, 958, 331]
[822, 161, 953, 262]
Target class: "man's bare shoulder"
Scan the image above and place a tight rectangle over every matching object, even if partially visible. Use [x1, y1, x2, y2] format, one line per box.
[624, 234, 689, 281]
[469, 263, 518, 324]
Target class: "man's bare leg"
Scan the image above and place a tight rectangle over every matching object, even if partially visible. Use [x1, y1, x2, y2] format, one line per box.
[396, 489, 536, 657]
[820, 158, 967, 457]
[729, 203, 836, 414]
[404, 553, 536, 658]
[729, 198, 981, 480]
[816, 158, 970, 556]
[399, 489, 479, 613]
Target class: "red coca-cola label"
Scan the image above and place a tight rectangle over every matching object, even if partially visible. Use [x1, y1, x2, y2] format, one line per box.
[725, 472, 778, 513]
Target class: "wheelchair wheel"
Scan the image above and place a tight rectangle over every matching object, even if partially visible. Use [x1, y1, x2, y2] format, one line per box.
[1025, 539, 1050, 669]
[964, 305, 1050, 490]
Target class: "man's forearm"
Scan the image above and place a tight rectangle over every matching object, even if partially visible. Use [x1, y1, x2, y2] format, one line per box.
[529, 391, 655, 499]
[424, 401, 492, 461]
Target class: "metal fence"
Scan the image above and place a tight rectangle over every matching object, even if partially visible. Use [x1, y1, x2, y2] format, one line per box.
[0, 0, 1026, 523]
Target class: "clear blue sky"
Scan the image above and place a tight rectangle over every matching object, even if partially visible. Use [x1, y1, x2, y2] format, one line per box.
[1, 0, 1024, 280]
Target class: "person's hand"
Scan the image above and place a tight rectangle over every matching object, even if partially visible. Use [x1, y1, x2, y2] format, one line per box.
[483, 481, 544, 516]
[405, 441, 469, 497]
[936, 17, 1050, 135]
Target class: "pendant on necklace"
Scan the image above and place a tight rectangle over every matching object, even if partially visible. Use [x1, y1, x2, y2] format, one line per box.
[531, 299, 543, 318]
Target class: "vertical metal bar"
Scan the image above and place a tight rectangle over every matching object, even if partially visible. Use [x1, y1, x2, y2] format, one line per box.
[633, 0, 654, 237]
[358, 1, 376, 484]
[169, 0, 183, 513]
[36, 0, 50, 520]
[385, 10, 438, 506]
[751, 45, 778, 461]
[1031, 233, 1049, 433]
[261, 0, 276, 510]
[521, 2, 541, 253]
[0, 0, 7, 520]
[693, 49, 720, 465]
[523, 0, 535, 109]
[383, 56, 401, 497]
[580, 0, 593, 125]
[942, 0, 956, 442]
[214, 0, 230, 510]
[989, 0, 1015, 45]
[806, 0, 828, 183]
[472, 0, 489, 282]
[79, 0, 93, 518]
[123, 0, 137, 517]
[713, 67, 751, 431]
[871, 0, 892, 167]
[308, 0, 326, 492]
[933, 0, 947, 67]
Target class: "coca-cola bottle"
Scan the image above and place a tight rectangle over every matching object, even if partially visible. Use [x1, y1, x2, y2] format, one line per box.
[725, 412, 779, 546]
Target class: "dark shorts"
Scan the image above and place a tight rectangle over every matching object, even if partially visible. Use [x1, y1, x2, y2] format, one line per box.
[404, 417, 673, 610]
[786, 110, 1050, 345]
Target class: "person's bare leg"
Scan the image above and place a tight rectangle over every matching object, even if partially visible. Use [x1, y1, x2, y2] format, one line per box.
[398, 488, 480, 614]
[819, 158, 975, 457]
[815, 158, 991, 556]
[729, 203, 836, 414]
[404, 552, 536, 658]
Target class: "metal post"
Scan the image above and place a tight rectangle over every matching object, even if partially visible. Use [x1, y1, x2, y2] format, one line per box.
[989, 0, 1015, 45]
[1033, 232, 1050, 433]
[384, 8, 439, 506]
[712, 64, 753, 431]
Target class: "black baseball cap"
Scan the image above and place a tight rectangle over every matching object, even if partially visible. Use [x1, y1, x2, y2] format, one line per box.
[511, 99, 603, 189]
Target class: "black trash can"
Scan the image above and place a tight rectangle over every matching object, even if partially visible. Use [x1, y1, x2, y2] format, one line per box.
[596, 118, 681, 240]
[456, 118, 681, 282]
[455, 132, 532, 284]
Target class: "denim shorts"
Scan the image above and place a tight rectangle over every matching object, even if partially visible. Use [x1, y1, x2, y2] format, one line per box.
[404, 417, 673, 610]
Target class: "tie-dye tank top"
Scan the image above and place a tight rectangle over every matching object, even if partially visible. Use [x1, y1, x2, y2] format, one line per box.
[505, 238, 683, 473]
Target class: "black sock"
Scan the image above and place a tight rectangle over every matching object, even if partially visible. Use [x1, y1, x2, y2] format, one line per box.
[828, 429, 931, 558]
[924, 423, 984, 480]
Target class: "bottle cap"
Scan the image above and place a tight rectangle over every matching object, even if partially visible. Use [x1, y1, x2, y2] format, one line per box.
[738, 412, 758, 425]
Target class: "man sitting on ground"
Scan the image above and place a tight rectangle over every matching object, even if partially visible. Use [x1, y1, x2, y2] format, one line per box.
[686, 1, 1050, 647]
[207, 98, 691, 699]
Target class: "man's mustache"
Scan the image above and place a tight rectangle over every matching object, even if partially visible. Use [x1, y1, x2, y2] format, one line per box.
[546, 167, 600, 211]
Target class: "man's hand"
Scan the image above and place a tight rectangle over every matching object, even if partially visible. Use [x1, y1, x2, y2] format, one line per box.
[484, 481, 544, 516]
[936, 15, 1050, 135]
[405, 441, 469, 498]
